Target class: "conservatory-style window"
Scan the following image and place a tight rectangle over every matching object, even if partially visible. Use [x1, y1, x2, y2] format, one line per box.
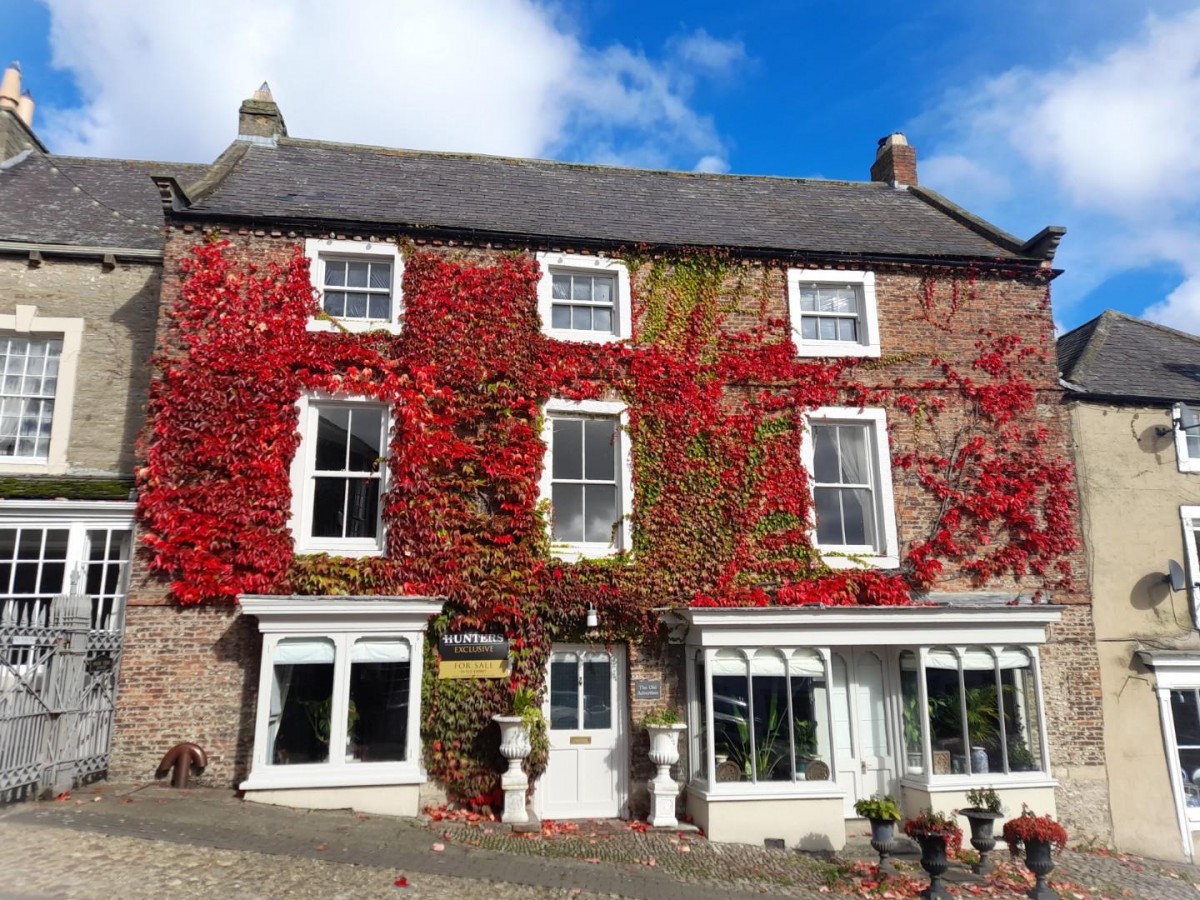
[690, 647, 834, 786]
[899, 646, 1047, 780]
[240, 596, 441, 793]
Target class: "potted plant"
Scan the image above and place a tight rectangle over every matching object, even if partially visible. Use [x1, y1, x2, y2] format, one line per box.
[958, 786, 1004, 874]
[854, 794, 901, 871]
[643, 707, 686, 827]
[493, 686, 544, 825]
[903, 808, 962, 900]
[1002, 807, 1068, 900]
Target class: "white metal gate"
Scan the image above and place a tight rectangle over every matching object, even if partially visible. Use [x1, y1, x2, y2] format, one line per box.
[0, 589, 123, 801]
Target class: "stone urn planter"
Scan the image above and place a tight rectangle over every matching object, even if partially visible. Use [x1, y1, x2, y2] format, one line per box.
[1021, 838, 1059, 900]
[646, 722, 686, 827]
[958, 808, 1003, 874]
[493, 714, 532, 825]
[1002, 809, 1068, 900]
[853, 795, 902, 871]
[903, 810, 962, 900]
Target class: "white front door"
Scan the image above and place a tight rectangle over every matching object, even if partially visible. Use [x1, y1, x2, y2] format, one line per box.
[536, 643, 627, 820]
[832, 647, 897, 816]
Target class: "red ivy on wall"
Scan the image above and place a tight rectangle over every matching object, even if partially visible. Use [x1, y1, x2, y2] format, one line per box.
[136, 239, 1078, 796]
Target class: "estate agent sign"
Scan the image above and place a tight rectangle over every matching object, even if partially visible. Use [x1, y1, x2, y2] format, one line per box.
[438, 632, 510, 679]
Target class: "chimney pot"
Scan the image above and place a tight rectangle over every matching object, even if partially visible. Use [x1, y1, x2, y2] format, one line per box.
[870, 131, 918, 187]
[16, 90, 34, 128]
[0, 61, 21, 111]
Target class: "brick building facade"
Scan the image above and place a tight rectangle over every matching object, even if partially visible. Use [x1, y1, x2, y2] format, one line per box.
[102, 89, 1109, 848]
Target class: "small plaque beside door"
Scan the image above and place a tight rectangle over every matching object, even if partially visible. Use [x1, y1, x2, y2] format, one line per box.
[569, 735, 592, 745]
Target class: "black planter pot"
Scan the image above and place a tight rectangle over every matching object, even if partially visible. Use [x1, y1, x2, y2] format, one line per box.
[914, 833, 953, 900]
[868, 818, 897, 871]
[959, 808, 1002, 874]
[1022, 838, 1059, 900]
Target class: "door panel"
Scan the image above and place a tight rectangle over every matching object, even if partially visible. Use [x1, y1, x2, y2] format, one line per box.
[538, 644, 626, 819]
[833, 647, 898, 816]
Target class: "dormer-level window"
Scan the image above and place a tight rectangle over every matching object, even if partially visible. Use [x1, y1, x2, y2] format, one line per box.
[305, 239, 403, 335]
[787, 270, 880, 359]
[1174, 403, 1200, 473]
[537, 253, 631, 343]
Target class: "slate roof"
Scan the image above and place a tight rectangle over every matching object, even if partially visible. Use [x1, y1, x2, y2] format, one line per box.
[179, 138, 1050, 263]
[0, 150, 205, 251]
[1058, 310, 1200, 405]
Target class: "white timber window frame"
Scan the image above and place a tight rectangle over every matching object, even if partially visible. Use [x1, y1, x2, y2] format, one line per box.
[290, 394, 390, 557]
[536, 252, 632, 343]
[304, 238, 404, 335]
[539, 398, 633, 561]
[1180, 506, 1200, 627]
[802, 407, 898, 568]
[1137, 652, 1200, 862]
[0, 500, 135, 633]
[239, 595, 442, 793]
[1174, 403, 1200, 473]
[787, 270, 880, 359]
[0, 305, 83, 475]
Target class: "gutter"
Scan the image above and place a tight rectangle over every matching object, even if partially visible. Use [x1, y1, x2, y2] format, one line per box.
[0, 240, 163, 262]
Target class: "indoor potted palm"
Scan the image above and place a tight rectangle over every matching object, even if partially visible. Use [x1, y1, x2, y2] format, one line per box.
[957, 786, 1004, 874]
[903, 808, 962, 900]
[644, 707, 686, 827]
[855, 794, 902, 870]
[1002, 806, 1068, 900]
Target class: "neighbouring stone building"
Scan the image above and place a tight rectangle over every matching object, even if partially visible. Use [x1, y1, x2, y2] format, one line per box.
[1060, 311, 1200, 861]
[0, 61, 201, 797]
[102, 84, 1110, 850]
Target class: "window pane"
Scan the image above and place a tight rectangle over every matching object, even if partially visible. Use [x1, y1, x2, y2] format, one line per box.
[594, 277, 613, 303]
[346, 261, 369, 288]
[1176, 690, 1200, 745]
[311, 478, 347, 537]
[899, 651, 924, 775]
[550, 655, 578, 729]
[798, 288, 817, 311]
[269, 639, 335, 766]
[926, 651, 966, 774]
[324, 261, 347, 287]
[552, 419, 583, 480]
[713, 650, 750, 780]
[963, 664, 1002, 775]
[583, 419, 616, 481]
[572, 306, 593, 330]
[551, 275, 571, 300]
[693, 652, 708, 780]
[1002, 652, 1043, 772]
[813, 487, 843, 545]
[791, 650, 831, 781]
[551, 305, 572, 328]
[818, 318, 837, 340]
[368, 295, 391, 320]
[838, 318, 858, 341]
[751, 658, 791, 782]
[839, 426, 870, 482]
[17, 529, 42, 560]
[323, 291, 347, 317]
[583, 656, 611, 729]
[841, 487, 872, 545]
[348, 638, 410, 764]
[347, 408, 383, 471]
[344, 477, 379, 538]
[552, 483, 583, 542]
[801, 318, 818, 340]
[368, 262, 392, 290]
[593, 308, 613, 332]
[812, 425, 839, 482]
[583, 484, 617, 543]
[344, 292, 368, 319]
[571, 277, 592, 302]
[315, 408, 350, 471]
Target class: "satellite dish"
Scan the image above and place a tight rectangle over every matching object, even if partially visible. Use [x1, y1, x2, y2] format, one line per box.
[1168, 559, 1186, 592]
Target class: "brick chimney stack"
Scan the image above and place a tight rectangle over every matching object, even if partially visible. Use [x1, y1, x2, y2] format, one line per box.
[870, 132, 918, 187]
[237, 82, 287, 145]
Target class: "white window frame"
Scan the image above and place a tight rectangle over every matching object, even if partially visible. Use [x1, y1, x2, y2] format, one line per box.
[1180, 506, 1200, 625]
[1174, 404, 1200, 473]
[290, 394, 390, 557]
[1138, 652, 1200, 862]
[787, 270, 880, 359]
[304, 238, 403, 335]
[539, 398, 633, 561]
[239, 595, 441, 793]
[0, 500, 135, 632]
[801, 407, 898, 568]
[0, 305, 82, 475]
[536, 252, 632, 343]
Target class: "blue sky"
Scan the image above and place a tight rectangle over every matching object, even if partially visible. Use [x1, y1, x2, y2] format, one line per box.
[6, 0, 1200, 334]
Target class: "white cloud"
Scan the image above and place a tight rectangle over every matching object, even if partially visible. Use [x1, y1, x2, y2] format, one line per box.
[914, 7, 1200, 332]
[35, 0, 740, 172]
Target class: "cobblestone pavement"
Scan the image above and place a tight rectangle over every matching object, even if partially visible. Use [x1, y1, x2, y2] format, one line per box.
[2, 783, 1200, 899]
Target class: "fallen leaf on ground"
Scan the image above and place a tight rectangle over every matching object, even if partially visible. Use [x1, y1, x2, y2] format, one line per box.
[394, 876, 409, 887]
[314, 844, 327, 852]
[431, 842, 445, 852]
